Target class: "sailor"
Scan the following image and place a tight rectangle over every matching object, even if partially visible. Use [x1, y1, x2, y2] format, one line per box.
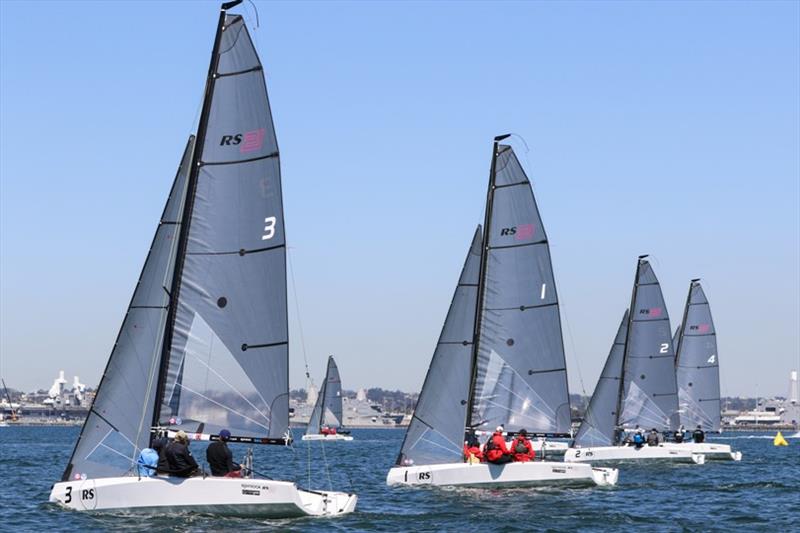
[692, 425, 705, 443]
[510, 429, 535, 462]
[673, 425, 685, 443]
[136, 436, 162, 477]
[157, 430, 199, 477]
[632, 428, 645, 448]
[646, 428, 660, 446]
[484, 426, 513, 464]
[206, 429, 242, 477]
[463, 431, 484, 463]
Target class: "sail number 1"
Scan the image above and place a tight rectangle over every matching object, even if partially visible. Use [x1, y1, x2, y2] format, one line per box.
[262, 216, 277, 240]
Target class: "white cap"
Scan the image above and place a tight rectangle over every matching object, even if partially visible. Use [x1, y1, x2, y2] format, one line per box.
[495, 426, 504, 432]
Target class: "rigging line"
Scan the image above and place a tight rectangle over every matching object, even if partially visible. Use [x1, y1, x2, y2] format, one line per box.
[561, 302, 588, 400]
[174, 383, 270, 431]
[84, 429, 114, 461]
[320, 440, 333, 493]
[287, 247, 312, 382]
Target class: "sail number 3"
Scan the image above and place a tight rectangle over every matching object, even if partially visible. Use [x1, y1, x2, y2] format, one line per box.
[262, 216, 277, 240]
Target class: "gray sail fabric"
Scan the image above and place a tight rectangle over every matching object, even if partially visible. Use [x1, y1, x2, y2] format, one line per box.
[62, 137, 194, 481]
[306, 357, 344, 434]
[158, 14, 289, 440]
[574, 311, 628, 447]
[471, 145, 571, 434]
[676, 282, 720, 431]
[619, 259, 680, 432]
[397, 227, 482, 466]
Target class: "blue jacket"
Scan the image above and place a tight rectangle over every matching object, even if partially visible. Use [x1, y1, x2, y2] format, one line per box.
[137, 447, 159, 477]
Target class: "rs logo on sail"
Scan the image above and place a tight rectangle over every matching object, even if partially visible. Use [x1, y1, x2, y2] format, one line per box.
[220, 128, 266, 154]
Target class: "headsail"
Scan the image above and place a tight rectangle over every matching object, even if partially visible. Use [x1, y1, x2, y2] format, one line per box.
[675, 280, 720, 431]
[154, 10, 289, 440]
[62, 137, 195, 481]
[619, 257, 679, 432]
[306, 356, 344, 434]
[396, 227, 482, 466]
[574, 311, 628, 447]
[470, 142, 571, 434]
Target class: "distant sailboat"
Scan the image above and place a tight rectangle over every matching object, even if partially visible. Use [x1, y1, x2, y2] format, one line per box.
[49, 1, 356, 516]
[565, 257, 704, 465]
[303, 356, 353, 441]
[387, 136, 617, 488]
[663, 279, 742, 460]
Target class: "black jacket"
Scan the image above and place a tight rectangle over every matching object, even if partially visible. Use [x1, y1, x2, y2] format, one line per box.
[157, 441, 199, 477]
[206, 441, 239, 476]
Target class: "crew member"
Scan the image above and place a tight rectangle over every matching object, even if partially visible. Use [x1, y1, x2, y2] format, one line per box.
[484, 426, 513, 464]
[692, 425, 705, 443]
[137, 435, 167, 477]
[673, 425, 685, 443]
[510, 429, 535, 462]
[206, 429, 242, 477]
[646, 428, 660, 446]
[157, 430, 199, 477]
[463, 431, 483, 463]
[632, 428, 645, 449]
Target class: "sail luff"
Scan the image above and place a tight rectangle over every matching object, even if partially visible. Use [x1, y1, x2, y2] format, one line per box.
[466, 139, 502, 428]
[152, 7, 228, 428]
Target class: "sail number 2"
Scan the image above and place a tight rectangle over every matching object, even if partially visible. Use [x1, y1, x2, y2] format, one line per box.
[262, 216, 277, 240]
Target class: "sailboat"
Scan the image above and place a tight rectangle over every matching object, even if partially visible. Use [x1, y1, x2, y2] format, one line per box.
[565, 257, 704, 465]
[302, 356, 353, 441]
[49, 1, 356, 516]
[387, 136, 618, 488]
[661, 279, 742, 461]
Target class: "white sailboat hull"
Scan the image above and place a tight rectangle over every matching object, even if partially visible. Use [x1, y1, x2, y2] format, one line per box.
[660, 442, 742, 461]
[301, 434, 354, 441]
[564, 445, 705, 465]
[49, 476, 357, 517]
[386, 461, 618, 488]
[532, 440, 569, 455]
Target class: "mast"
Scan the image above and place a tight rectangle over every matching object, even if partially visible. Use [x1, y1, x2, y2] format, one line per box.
[465, 134, 509, 428]
[613, 255, 646, 443]
[151, 1, 239, 428]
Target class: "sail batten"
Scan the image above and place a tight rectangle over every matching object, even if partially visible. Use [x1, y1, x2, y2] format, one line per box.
[397, 227, 482, 466]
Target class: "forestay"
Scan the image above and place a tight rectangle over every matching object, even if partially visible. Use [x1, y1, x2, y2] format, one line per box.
[156, 13, 289, 440]
[307, 356, 344, 434]
[675, 281, 720, 431]
[471, 144, 571, 434]
[62, 137, 194, 481]
[396, 227, 482, 466]
[574, 311, 628, 447]
[619, 258, 679, 432]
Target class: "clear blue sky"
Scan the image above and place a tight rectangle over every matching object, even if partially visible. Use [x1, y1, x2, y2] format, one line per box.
[1, 1, 798, 397]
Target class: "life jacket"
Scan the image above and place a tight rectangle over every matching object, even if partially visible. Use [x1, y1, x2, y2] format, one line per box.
[632, 433, 644, 444]
[485, 432, 509, 462]
[511, 436, 535, 462]
[464, 444, 483, 463]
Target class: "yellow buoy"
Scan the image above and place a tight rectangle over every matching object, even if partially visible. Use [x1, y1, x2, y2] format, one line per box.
[773, 431, 788, 446]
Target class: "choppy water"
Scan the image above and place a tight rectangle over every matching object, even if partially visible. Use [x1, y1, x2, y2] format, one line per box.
[1, 427, 798, 531]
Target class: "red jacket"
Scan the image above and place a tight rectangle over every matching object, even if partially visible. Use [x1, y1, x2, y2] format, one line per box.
[485, 432, 510, 462]
[510, 436, 535, 462]
[463, 444, 483, 462]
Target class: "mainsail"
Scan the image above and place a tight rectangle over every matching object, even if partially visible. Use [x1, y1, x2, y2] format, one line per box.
[307, 356, 344, 434]
[619, 257, 680, 432]
[154, 10, 288, 440]
[470, 141, 571, 434]
[574, 311, 628, 447]
[396, 227, 482, 466]
[62, 137, 194, 481]
[675, 280, 720, 431]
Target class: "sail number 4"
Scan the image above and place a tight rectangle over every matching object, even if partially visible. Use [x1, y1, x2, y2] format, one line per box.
[262, 216, 277, 240]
